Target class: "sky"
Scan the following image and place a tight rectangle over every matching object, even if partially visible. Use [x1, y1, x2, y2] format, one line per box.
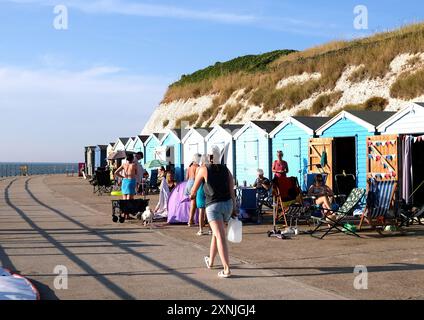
[0, 0, 423, 163]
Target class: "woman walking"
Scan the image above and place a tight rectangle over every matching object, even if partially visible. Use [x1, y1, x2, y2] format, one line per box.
[185, 153, 201, 227]
[190, 146, 236, 278]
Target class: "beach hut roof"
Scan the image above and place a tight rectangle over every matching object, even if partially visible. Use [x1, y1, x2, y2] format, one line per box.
[251, 121, 281, 133]
[205, 124, 243, 141]
[317, 111, 396, 135]
[144, 133, 164, 146]
[377, 102, 424, 134]
[270, 116, 330, 137]
[160, 128, 182, 144]
[96, 145, 108, 150]
[234, 121, 281, 140]
[182, 127, 213, 143]
[137, 135, 149, 143]
[118, 137, 129, 146]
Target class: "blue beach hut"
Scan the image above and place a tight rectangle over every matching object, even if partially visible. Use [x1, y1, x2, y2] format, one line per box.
[233, 121, 281, 185]
[314, 111, 395, 190]
[270, 117, 329, 191]
[160, 129, 184, 182]
[94, 145, 108, 170]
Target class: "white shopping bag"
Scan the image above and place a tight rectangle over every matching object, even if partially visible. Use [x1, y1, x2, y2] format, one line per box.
[227, 217, 242, 243]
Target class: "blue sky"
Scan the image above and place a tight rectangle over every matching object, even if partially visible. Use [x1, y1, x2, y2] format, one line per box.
[0, 0, 422, 162]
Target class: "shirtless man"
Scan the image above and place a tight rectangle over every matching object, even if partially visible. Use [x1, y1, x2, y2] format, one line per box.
[114, 153, 138, 201]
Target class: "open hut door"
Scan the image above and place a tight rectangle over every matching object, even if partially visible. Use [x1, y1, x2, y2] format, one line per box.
[309, 138, 334, 189]
[366, 135, 399, 181]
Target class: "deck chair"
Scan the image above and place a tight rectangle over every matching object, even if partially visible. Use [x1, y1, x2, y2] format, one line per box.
[304, 173, 328, 193]
[400, 205, 424, 227]
[359, 180, 398, 232]
[267, 177, 311, 238]
[310, 188, 366, 239]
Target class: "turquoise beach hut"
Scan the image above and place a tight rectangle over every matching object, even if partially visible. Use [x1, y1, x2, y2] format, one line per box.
[233, 121, 281, 185]
[143, 133, 164, 174]
[314, 111, 395, 190]
[270, 116, 329, 190]
[160, 129, 184, 182]
[94, 145, 108, 170]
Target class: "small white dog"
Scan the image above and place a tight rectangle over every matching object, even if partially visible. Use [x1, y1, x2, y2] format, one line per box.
[141, 206, 154, 226]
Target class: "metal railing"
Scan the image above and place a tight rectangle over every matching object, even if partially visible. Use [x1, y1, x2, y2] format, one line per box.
[0, 163, 78, 178]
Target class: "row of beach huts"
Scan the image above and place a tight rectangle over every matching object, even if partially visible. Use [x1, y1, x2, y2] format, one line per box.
[85, 103, 424, 204]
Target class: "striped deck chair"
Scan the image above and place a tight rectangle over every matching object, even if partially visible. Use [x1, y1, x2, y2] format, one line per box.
[359, 180, 398, 231]
[310, 188, 365, 239]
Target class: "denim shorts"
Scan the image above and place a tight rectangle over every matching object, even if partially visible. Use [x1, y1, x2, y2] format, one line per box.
[206, 199, 233, 223]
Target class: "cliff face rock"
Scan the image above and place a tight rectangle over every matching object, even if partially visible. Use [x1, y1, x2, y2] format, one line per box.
[142, 24, 424, 134]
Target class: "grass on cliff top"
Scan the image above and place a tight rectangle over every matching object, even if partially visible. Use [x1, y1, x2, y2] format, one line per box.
[171, 50, 296, 87]
[162, 23, 424, 111]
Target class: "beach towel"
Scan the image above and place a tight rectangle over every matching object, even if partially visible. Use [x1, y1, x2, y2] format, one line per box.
[154, 177, 170, 218]
[167, 181, 198, 224]
[0, 267, 39, 300]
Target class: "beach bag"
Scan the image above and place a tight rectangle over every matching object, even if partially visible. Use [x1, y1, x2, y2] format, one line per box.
[227, 217, 242, 243]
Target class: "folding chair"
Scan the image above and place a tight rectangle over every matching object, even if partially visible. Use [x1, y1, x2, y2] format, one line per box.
[310, 188, 366, 239]
[148, 169, 159, 194]
[359, 179, 398, 233]
[93, 169, 113, 196]
[237, 188, 262, 224]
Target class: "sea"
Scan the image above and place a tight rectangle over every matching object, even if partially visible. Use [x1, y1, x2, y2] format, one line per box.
[0, 162, 79, 177]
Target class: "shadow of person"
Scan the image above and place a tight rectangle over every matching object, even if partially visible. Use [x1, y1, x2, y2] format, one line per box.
[29, 279, 60, 300]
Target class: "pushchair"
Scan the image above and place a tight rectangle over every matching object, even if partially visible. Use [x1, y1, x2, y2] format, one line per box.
[112, 198, 150, 223]
[92, 169, 113, 196]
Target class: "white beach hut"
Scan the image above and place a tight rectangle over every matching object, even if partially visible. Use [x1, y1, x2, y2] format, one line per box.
[377, 102, 424, 205]
[182, 127, 213, 170]
[205, 124, 243, 176]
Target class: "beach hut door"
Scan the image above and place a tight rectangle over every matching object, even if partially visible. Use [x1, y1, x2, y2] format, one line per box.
[243, 140, 259, 182]
[282, 138, 302, 183]
[366, 135, 399, 181]
[309, 138, 334, 189]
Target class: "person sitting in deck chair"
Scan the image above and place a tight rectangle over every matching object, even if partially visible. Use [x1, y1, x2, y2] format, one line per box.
[253, 169, 271, 193]
[307, 174, 334, 217]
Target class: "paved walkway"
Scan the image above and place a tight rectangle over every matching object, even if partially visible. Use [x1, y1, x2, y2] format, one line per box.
[0, 176, 344, 300]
